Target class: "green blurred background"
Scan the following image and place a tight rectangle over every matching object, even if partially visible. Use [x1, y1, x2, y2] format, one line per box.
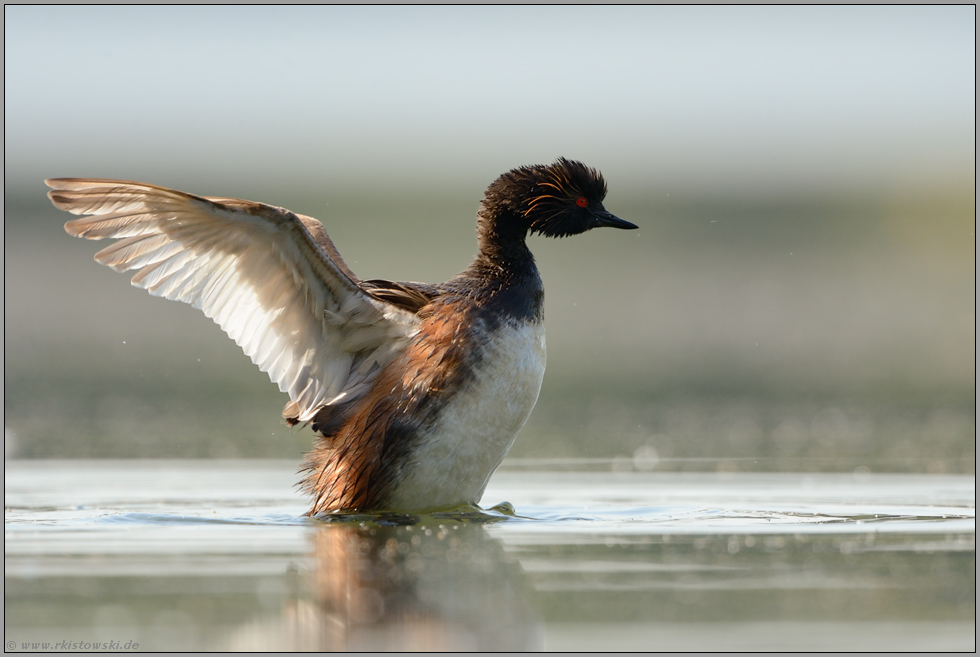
[4, 7, 975, 471]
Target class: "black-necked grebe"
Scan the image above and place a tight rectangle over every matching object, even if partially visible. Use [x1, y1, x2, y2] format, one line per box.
[47, 158, 636, 514]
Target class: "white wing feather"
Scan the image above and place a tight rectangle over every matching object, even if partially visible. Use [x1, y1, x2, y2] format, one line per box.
[48, 178, 418, 422]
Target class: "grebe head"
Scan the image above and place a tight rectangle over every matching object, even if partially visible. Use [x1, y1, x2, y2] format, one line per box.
[479, 157, 637, 239]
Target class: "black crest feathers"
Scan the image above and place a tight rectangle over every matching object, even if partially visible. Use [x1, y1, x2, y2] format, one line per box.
[478, 158, 611, 240]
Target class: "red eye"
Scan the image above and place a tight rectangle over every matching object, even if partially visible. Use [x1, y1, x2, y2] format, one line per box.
[575, 197, 588, 208]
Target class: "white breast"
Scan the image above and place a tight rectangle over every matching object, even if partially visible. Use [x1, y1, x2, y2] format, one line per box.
[386, 320, 546, 510]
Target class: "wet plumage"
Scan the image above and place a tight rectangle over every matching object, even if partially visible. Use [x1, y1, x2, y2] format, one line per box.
[47, 158, 636, 514]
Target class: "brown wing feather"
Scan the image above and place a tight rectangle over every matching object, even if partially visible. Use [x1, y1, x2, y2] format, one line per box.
[361, 279, 441, 313]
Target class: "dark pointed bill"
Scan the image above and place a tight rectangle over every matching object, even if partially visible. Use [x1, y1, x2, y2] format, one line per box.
[592, 210, 638, 230]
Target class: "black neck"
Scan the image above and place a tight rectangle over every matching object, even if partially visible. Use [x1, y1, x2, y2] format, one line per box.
[471, 208, 538, 279]
[444, 209, 544, 322]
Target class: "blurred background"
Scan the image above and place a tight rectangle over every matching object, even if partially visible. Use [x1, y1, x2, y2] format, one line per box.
[4, 6, 975, 470]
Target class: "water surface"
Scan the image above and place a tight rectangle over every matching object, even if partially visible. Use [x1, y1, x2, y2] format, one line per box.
[5, 459, 975, 651]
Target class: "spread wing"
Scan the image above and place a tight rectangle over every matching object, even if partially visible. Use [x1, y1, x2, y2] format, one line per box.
[47, 178, 420, 423]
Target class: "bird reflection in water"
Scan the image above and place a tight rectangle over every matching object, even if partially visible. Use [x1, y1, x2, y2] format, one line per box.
[227, 518, 540, 651]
